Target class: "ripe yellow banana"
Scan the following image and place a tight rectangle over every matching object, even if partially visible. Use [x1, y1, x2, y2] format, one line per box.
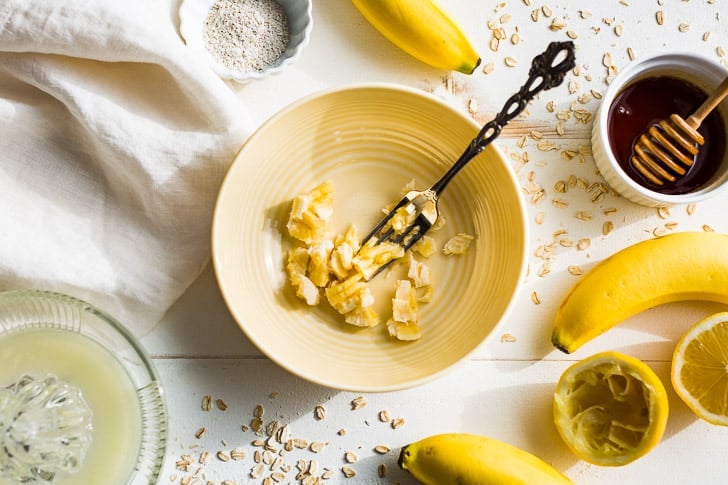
[398, 433, 573, 484]
[351, 0, 481, 74]
[553, 231, 728, 354]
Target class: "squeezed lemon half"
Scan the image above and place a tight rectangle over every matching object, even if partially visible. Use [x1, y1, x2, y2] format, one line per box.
[553, 351, 669, 466]
[672, 312, 728, 426]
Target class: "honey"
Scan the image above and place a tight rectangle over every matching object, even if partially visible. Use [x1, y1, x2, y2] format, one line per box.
[607, 75, 726, 194]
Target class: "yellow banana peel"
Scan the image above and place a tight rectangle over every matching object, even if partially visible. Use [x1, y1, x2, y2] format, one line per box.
[553, 231, 728, 354]
[398, 433, 573, 484]
[351, 0, 481, 74]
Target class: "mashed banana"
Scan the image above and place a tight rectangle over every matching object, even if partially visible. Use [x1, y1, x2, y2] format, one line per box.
[285, 181, 471, 341]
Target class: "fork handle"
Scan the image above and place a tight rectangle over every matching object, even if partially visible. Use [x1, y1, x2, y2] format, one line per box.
[430, 41, 576, 196]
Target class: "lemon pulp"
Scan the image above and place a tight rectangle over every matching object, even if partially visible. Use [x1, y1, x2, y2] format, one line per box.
[553, 351, 669, 466]
[672, 312, 728, 426]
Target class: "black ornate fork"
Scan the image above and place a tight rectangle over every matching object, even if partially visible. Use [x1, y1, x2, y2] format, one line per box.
[360, 41, 576, 278]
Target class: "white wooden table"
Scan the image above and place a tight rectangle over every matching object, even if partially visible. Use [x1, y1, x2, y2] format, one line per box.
[149, 1, 728, 483]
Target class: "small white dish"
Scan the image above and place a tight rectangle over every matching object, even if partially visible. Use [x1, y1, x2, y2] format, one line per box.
[179, 0, 312, 83]
[592, 52, 728, 207]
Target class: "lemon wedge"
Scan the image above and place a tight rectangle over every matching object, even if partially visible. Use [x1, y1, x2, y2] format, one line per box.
[553, 351, 669, 466]
[671, 312, 728, 426]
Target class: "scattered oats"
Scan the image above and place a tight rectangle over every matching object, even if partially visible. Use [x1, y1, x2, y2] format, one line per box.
[577, 238, 591, 251]
[483, 62, 495, 75]
[314, 405, 326, 420]
[552, 198, 568, 208]
[195, 427, 207, 439]
[535, 211, 545, 224]
[293, 438, 309, 449]
[703, 224, 715, 232]
[656, 10, 664, 25]
[176, 454, 194, 471]
[614, 24, 623, 37]
[202, 395, 213, 412]
[270, 471, 286, 482]
[678, 23, 690, 33]
[322, 469, 336, 480]
[505, 56, 518, 67]
[378, 463, 387, 478]
[216, 399, 228, 411]
[602, 53, 613, 68]
[254, 404, 265, 418]
[374, 445, 391, 454]
[566, 29, 578, 41]
[556, 110, 571, 121]
[653, 226, 667, 237]
[337, 428, 347, 436]
[269, 391, 279, 399]
[562, 149, 578, 160]
[591, 89, 603, 99]
[568, 79, 579, 94]
[580, 9, 592, 19]
[604, 207, 618, 215]
[344, 451, 358, 463]
[199, 451, 211, 464]
[665, 221, 679, 230]
[657, 206, 671, 219]
[703, 31, 712, 42]
[541, 5, 552, 17]
[549, 18, 567, 31]
[217, 451, 231, 462]
[531, 291, 541, 305]
[251, 463, 265, 479]
[573, 109, 593, 123]
[231, 448, 245, 461]
[531, 8, 540, 22]
[568, 265, 583, 276]
[603, 220, 615, 235]
[221, 480, 236, 485]
[500, 13, 512, 23]
[687, 203, 697, 215]
[576, 210, 592, 221]
[501, 333, 517, 343]
[262, 477, 274, 485]
[342, 466, 357, 478]
[577, 92, 592, 104]
[626, 47, 635, 61]
[378, 409, 391, 422]
[511, 32, 522, 44]
[468, 98, 478, 114]
[309, 441, 328, 453]
[546, 100, 555, 112]
[554, 180, 567, 193]
[351, 396, 368, 410]
[391, 417, 406, 429]
[489, 37, 500, 52]
[718, 46, 726, 58]
[559, 238, 574, 248]
[529, 130, 544, 140]
[538, 139, 559, 151]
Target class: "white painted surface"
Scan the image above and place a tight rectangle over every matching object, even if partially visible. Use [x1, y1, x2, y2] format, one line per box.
[149, 1, 728, 483]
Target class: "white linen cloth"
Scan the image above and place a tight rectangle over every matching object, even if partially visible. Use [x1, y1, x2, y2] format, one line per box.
[0, 0, 251, 334]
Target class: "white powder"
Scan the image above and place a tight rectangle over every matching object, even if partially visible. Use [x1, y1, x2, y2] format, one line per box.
[204, 0, 290, 74]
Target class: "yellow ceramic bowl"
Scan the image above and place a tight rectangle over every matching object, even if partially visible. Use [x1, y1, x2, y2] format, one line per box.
[212, 84, 528, 392]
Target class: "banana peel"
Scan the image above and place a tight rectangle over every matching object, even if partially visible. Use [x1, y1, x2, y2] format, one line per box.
[552, 231, 728, 354]
[399, 433, 573, 484]
[351, 0, 481, 74]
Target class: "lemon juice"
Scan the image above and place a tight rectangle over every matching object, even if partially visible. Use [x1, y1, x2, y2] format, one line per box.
[0, 327, 142, 484]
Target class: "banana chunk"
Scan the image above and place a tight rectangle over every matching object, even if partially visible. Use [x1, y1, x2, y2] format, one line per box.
[443, 232, 475, 255]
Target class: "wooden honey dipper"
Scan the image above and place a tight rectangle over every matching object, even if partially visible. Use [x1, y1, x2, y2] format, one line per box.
[631, 75, 728, 186]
